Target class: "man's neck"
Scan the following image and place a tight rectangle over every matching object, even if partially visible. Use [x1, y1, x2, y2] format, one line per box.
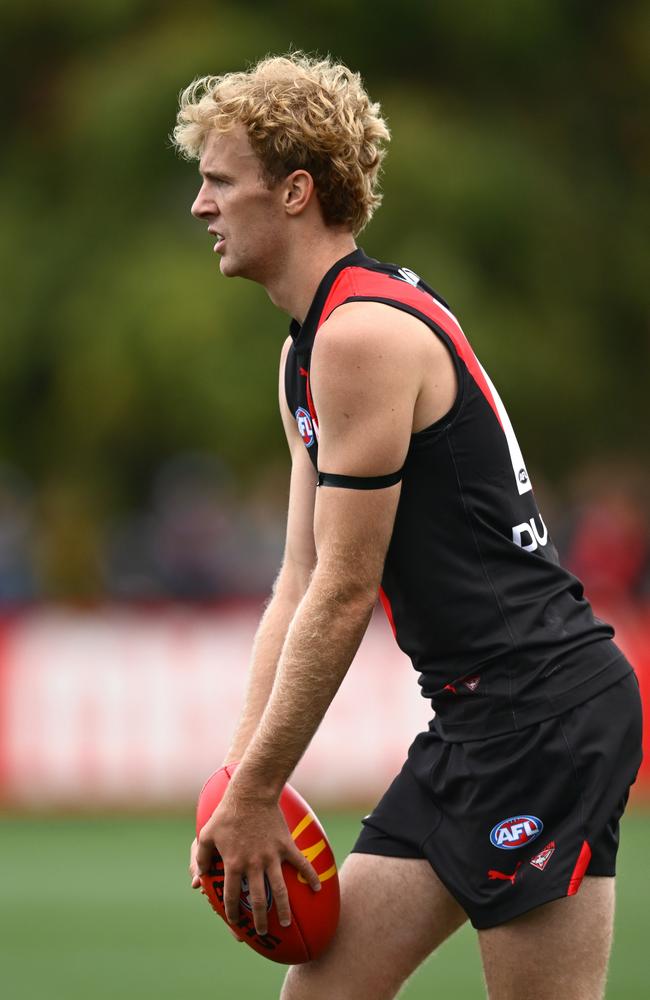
[264, 230, 358, 323]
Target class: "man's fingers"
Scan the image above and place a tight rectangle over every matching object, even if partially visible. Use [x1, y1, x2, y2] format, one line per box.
[289, 842, 322, 894]
[267, 861, 292, 928]
[196, 830, 216, 875]
[189, 837, 204, 888]
[223, 866, 243, 925]
[189, 837, 200, 886]
[246, 869, 271, 936]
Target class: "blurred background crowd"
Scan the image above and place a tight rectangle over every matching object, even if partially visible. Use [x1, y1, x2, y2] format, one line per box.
[0, 452, 648, 608]
[1, 0, 647, 608]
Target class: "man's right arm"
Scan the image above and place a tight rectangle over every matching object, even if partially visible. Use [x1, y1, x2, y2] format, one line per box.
[224, 336, 317, 764]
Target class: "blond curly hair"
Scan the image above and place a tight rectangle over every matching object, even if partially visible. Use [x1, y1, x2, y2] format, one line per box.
[173, 52, 390, 236]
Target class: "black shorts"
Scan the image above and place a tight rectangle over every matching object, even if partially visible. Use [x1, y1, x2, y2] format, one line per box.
[353, 671, 643, 929]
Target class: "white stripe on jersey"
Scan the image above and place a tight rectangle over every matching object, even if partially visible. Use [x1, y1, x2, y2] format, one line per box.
[478, 362, 532, 495]
[411, 273, 533, 498]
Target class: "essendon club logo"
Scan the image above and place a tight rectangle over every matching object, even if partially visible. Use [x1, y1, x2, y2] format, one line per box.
[530, 841, 556, 871]
[295, 407, 314, 448]
[490, 815, 543, 850]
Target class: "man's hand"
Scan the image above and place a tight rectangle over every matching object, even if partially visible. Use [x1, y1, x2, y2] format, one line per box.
[195, 789, 321, 936]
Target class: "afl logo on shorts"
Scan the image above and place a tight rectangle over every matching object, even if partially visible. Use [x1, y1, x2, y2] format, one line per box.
[295, 407, 315, 448]
[490, 815, 543, 850]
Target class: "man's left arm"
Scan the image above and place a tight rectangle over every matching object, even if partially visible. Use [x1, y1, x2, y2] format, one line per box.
[196, 303, 421, 935]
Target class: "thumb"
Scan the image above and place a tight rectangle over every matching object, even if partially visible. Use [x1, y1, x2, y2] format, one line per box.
[196, 830, 217, 875]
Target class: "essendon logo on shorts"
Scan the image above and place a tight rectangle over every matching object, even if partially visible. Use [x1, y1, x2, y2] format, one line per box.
[530, 841, 556, 871]
[295, 407, 314, 448]
[490, 815, 543, 850]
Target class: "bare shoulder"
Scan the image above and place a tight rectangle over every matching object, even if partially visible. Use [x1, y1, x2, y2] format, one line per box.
[278, 335, 293, 406]
[307, 302, 419, 466]
[312, 302, 419, 390]
[279, 334, 298, 445]
[313, 300, 450, 373]
[279, 334, 293, 367]
[316, 300, 426, 353]
[312, 300, 457, 435]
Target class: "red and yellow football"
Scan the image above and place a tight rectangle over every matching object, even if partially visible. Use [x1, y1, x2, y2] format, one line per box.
[196, 764, 340, 964]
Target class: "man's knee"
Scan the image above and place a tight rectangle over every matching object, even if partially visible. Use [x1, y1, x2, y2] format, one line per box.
[281, 959, 398, 1000]
[280, 853, 466, 1000]
[281, 963, 338, 1000]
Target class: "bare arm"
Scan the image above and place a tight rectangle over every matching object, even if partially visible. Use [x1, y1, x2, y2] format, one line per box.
[189, 337, 316, 891]
[196, 303, 427, 933]
[224, 336, 317, 762]
[229, 303, 419, 797]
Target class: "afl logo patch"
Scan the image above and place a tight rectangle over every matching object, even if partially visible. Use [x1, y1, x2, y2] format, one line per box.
[490, 815, 543, 850]
[295, 407, 315, 447]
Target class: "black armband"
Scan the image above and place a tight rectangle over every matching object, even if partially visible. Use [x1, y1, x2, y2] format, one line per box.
[316, 469, 404, 490]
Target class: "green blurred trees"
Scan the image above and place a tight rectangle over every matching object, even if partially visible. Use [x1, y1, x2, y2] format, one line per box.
[1, 0, 648, 595]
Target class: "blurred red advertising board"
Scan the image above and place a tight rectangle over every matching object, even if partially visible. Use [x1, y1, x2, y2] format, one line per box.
[0, 602, 646, 809]
[0, 604, 428, 808]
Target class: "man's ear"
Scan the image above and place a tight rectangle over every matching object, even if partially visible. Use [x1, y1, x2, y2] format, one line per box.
[283, 170, 315, 217]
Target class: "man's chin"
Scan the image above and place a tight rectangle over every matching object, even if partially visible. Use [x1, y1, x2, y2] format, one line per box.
[218, 255, 236, 277]
[220, 255, 249, 280]
[219, 254, 257, 282]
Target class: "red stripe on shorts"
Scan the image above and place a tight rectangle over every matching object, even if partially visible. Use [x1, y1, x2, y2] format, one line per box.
[567, 840, 592, 896]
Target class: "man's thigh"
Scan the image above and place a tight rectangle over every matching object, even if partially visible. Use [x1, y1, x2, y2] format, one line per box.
[281, 852, 467, 1000]
[478, 875, 615, 1000]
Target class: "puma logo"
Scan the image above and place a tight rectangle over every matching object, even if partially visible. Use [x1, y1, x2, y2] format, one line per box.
[487, 862, 522, 885]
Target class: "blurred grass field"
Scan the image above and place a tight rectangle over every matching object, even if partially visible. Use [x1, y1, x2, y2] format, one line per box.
[2, 809, 648, 999]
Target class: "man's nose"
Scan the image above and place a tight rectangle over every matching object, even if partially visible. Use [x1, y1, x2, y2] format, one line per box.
[191, 183, 215, 220]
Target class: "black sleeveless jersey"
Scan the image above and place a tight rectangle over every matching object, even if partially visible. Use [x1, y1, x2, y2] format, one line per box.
[285, 249, 630, 740]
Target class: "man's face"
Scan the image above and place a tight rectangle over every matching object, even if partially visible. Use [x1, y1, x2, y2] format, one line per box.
[191, 125, 286, 281]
